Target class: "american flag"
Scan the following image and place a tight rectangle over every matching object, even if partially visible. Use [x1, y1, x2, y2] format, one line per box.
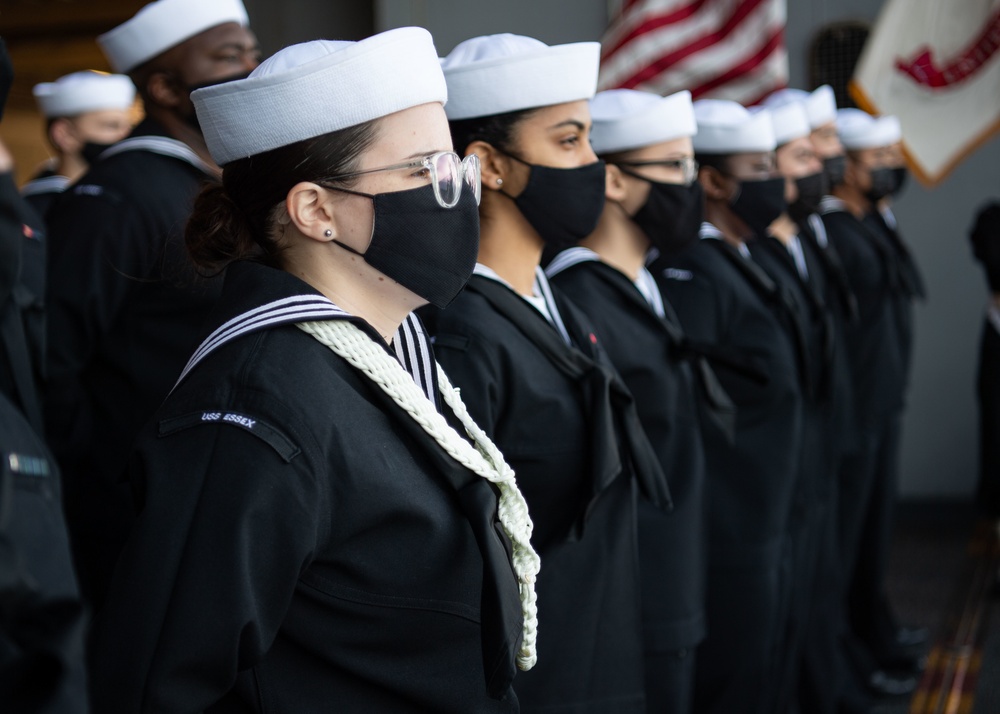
[598, 0, 790, 107]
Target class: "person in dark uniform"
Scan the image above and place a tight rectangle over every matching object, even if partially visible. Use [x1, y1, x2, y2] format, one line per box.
[820, 108, 920, 697]
[21, 71, 135, 219]
[746, 99, 848, 714]
[545, 87, 717, 714]
[89, 28, 539, 712]
[761, 87, 875, 714]
[428, 34, 671, 713]
[43, 0, 260, 609]
[655, 99, 805, 714]
[0, 128, 88, 712]
[970, 201, 1000, 522]
[859, 132, 930, 674]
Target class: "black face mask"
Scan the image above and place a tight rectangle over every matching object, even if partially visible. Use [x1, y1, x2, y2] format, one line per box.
[890, 166, 908, 197]
[183, 71, 253, 131]
[792, 171, 827, 215]
[333, 183, 480, 309]
[730, 176, 787, 238]
[81, 141, 114, 166]
[865, 166, 896, 203]
[503, 155, 607, 252]
[823, 154, 846, 188]
[622, 169, 704, 259]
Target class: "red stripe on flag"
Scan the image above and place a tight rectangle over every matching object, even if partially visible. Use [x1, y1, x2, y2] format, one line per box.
[687, 28, 784, 100]
[603, 0, 712, 62]
[614, 0, 770, 89]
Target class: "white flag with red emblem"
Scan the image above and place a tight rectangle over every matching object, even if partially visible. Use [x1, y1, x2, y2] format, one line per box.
[851, 0, 1000, 186]
[598, 0, 789, 106]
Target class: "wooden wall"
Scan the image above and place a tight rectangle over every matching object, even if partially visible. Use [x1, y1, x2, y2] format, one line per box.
[1, 0, 146, 184]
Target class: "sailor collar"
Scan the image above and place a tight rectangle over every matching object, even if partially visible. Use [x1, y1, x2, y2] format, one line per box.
[173, 264, 437, 404]
[546, 246, 666, 319]
[473, 263, 572, 345]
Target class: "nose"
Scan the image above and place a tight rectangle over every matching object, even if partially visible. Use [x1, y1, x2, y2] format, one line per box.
[241, 51, 260, 73]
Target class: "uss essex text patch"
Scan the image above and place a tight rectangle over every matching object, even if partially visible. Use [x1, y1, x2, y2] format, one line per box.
[158, 410, 301, 462]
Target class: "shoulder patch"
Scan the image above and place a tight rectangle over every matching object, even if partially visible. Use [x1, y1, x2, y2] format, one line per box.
[158, 410, 301, 463]
[72, 184, 105, 197]
[663, 268, 694, 281]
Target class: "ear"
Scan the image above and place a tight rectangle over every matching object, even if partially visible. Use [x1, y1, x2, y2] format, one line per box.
[466, 140, 512, 193]
[285, 181, 337, 243]
[48, 118, 79, 154]
[145, 71, 184, 109]
[699, 165, 732, 201]
[604, 163, 629, 203]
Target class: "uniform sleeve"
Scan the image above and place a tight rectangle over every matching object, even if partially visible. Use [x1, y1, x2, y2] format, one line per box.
[44, 192, 149, 461]
[89, 413, 323, 712]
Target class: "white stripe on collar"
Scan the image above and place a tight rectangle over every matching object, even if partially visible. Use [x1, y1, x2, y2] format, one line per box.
[786, 234, 810, 281]
[819, 195, 847, 214]
[100, 135, 216, 176]
[546, 246, 665, 318]
[474, 263, 572, 345]
[807, 213, 829, 248]
[392, 313, 437, 405]
[545, 246, 600, 277]
[21, 175, 70, 196]
[699, 221, 750, 257]
[173, 295, 437, 403]
[879, 204, 897, 230]
[635, 267, 666, 318]
[175, 295, 350, 387]
[698, 221, 723, 240]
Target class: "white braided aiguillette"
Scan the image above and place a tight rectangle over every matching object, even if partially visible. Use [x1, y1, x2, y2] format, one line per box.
[296, 319, 540, 670]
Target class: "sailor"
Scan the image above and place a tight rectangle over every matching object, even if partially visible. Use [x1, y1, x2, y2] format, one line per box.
[89, 27, 538, 712]
[656, 99, 805, 714]
[427, 34, 671, 713]
[970, 201, 1000, 522]
[43, 0, 260, 609]
[820, 108, 922, 695]
[0, 121, 87, 712]
[847, 110, 929, 683]
[22, 71, 135, 219]
[746, 98, 852, 714]
[545, 87, 723, 714]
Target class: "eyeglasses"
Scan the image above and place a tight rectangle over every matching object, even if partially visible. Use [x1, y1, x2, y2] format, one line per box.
[319, 151, 481, 209]
[615, 157, 699, 185]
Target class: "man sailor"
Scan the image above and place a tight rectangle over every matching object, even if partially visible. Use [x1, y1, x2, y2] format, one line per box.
[43, 0, 259, 609]
[22, 71, 135, 219]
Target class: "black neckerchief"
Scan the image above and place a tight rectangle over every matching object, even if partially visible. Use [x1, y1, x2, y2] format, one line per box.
[465, 274, 672, 531]
[555, 259, 737, 442]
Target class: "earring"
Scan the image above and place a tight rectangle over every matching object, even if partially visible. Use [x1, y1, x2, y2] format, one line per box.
[496, 178, 504, 186]
[324, 229, 333, 237]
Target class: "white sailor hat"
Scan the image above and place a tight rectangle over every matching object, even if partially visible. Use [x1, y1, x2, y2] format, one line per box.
[192, 27, 447, 166]
[98, 0, 250, 73]
[750, 100, 810, 146]
[836, 108, 901, 150]
[441, 33, 600, 120]
[692, 99, 775, 154]
[33, 71, 135, 118]
[763, 85, 837, 129]
[589, 89, 696, 154]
